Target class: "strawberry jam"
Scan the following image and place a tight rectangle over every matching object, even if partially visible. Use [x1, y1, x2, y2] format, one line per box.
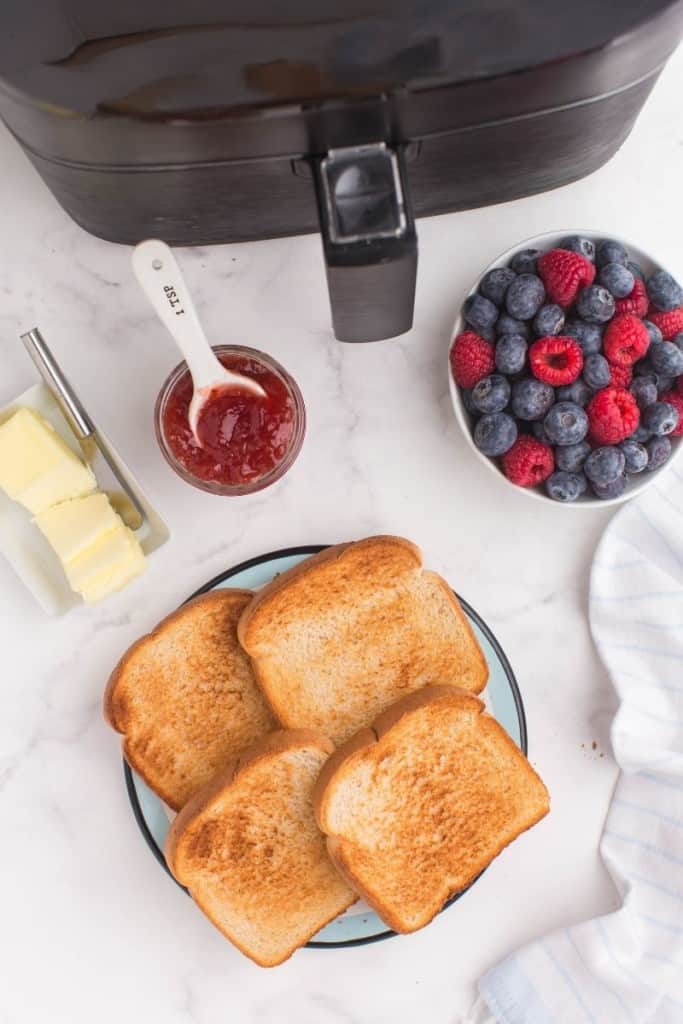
[160, 350, 301, 488]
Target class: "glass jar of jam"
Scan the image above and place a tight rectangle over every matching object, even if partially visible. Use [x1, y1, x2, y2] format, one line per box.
[154, 345, 306, 495]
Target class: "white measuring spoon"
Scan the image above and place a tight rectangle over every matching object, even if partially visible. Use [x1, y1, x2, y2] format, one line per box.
[132, 239, 265, 444]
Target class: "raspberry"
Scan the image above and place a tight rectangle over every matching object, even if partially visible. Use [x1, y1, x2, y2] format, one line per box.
[659, 392, 683, 436]
[587, 387, 641, 445]
[648, 306, 683, 340]
[609, 363, 633, 389]
[537, 249, 595, 307]
[678, 376, 683, 396]
[450, 331, 495, 388]
[603, 314, 650, 366]
[502, 435, 554, 487]
[529, 336, 583, 385]
[614, 278, 648, 317]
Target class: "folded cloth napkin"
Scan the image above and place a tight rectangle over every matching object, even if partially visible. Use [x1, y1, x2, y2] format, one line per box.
[476, 463, 683, 1024]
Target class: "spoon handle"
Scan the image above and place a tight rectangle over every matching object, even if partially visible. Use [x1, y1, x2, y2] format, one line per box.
[132, 239, 224, 387]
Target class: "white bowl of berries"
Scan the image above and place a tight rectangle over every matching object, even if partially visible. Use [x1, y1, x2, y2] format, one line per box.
[448, 230, 683, 506]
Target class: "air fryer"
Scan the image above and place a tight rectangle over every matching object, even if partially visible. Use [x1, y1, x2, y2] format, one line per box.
[0, 1, 682, 342]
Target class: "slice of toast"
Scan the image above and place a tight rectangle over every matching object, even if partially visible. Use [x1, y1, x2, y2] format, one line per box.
[238, 536, 488, 745]
[314, 686, 550, 933]
[104, 590, 276, 811]
[165, 730, 356, 966]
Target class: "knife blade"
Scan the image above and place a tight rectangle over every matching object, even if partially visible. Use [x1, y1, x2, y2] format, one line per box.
[20, 328, 145, 532]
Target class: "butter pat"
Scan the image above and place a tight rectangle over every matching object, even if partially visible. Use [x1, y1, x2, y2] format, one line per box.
[0, 407, 146, 605]
[36, 493, 146, 604]
[0, 408, 96, 514]
[34, 493, 123, 563]
[65, 524, 146, 604]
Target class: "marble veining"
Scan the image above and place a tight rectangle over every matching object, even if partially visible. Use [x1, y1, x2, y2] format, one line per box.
[0, 44, 681, 1024]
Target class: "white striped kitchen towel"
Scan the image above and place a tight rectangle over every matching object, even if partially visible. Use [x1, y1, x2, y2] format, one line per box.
[476, 462, 683, 1024]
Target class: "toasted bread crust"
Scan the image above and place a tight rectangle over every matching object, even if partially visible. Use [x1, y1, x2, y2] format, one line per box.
[422, 573, 488, 688]
[372, 683, 483, 738]
[313, 686, 475, 831]
[166, 729, 356, 967]
[166, 728, 335, 875]
[315, 687, 549, 933]
[237, 536, 421, 651]
[104, 589, 254, 730]
[180, 883, 355, 968]
[104, 589, 276, 811]
[238, 537, 488, 744]
[313, 726, 379, 826]
[325, 837, 417, 934]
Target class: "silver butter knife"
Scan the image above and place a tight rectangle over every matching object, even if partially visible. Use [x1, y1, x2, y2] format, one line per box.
[20, 328, 145, 531]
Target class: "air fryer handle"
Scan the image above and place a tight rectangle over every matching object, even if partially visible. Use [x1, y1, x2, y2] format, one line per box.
[312, 143, 417, 343]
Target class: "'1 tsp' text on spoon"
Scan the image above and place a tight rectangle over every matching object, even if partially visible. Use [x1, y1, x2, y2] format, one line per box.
[132, 238, 266, 446]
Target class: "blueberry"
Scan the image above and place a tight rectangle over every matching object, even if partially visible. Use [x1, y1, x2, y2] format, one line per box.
[627, 261, 645, 282]
[544, 402, 589, 445]
[656, 376, 675, 396]
[672, 332, 683, 353]
[533, 304, 565, 337]
[583, 353, 611, 389]
[480, 268, 516, 307]
[630, 377, 658, 410]
[585, 446, 626, 485]
[576, 285, 616, 324]
[546, 471, 587, 502]
[649, 341, 683, 377]
[461, 388, 479, 415]
[642, 401, 679, 436]
[532, 420, 553, 443]
[633, 359, 653, 377]
[598, 262, 635, 299]
[471, 374, 511, 414]
[620, 439, 649, 473]
[510, 249, 542, 275]
[463, 293, 498, 334]
[596, 239, 628, 268]
[591, 475, 627, 500]
[495, 334, 527, 375]
[632, 425, 652, 443]
[473, 412, 518, 456]
[643, 320, 663, 346]
[505, 274, 545, 320]
[556, 440, 591, 472]
[559, 236, 595, 262]
[645, 435, 672, 471]
[557, 379, 593, 407]
[564, 318, 602, 355]
[511, 378, 555, 421]
[496, 314, 529, 340]
[646, 270, 683, 312]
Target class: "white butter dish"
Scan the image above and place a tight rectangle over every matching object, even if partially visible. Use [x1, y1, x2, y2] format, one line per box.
[0, 383, 169, 614]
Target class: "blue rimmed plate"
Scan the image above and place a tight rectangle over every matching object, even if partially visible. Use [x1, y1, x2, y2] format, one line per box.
[124, 545, 527, 948]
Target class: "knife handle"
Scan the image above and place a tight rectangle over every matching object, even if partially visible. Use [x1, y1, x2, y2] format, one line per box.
[20, 328, 94, 440]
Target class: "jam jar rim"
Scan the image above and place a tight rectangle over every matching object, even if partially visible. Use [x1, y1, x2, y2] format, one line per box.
[154, 344, 306, 496]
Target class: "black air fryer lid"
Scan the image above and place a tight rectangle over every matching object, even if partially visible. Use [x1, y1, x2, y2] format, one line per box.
[0, 0, 678, 118]
[1, 0, 681, 344]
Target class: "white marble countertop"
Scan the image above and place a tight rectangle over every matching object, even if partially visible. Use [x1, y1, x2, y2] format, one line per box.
[1, 46, 681, 1024]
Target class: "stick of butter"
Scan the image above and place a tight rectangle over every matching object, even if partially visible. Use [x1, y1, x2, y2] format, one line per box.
[34, 493, 146, 604]
[34, 493, 123, 562]
[0, 407, 96, 514]
[70, 528, 146, 604]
